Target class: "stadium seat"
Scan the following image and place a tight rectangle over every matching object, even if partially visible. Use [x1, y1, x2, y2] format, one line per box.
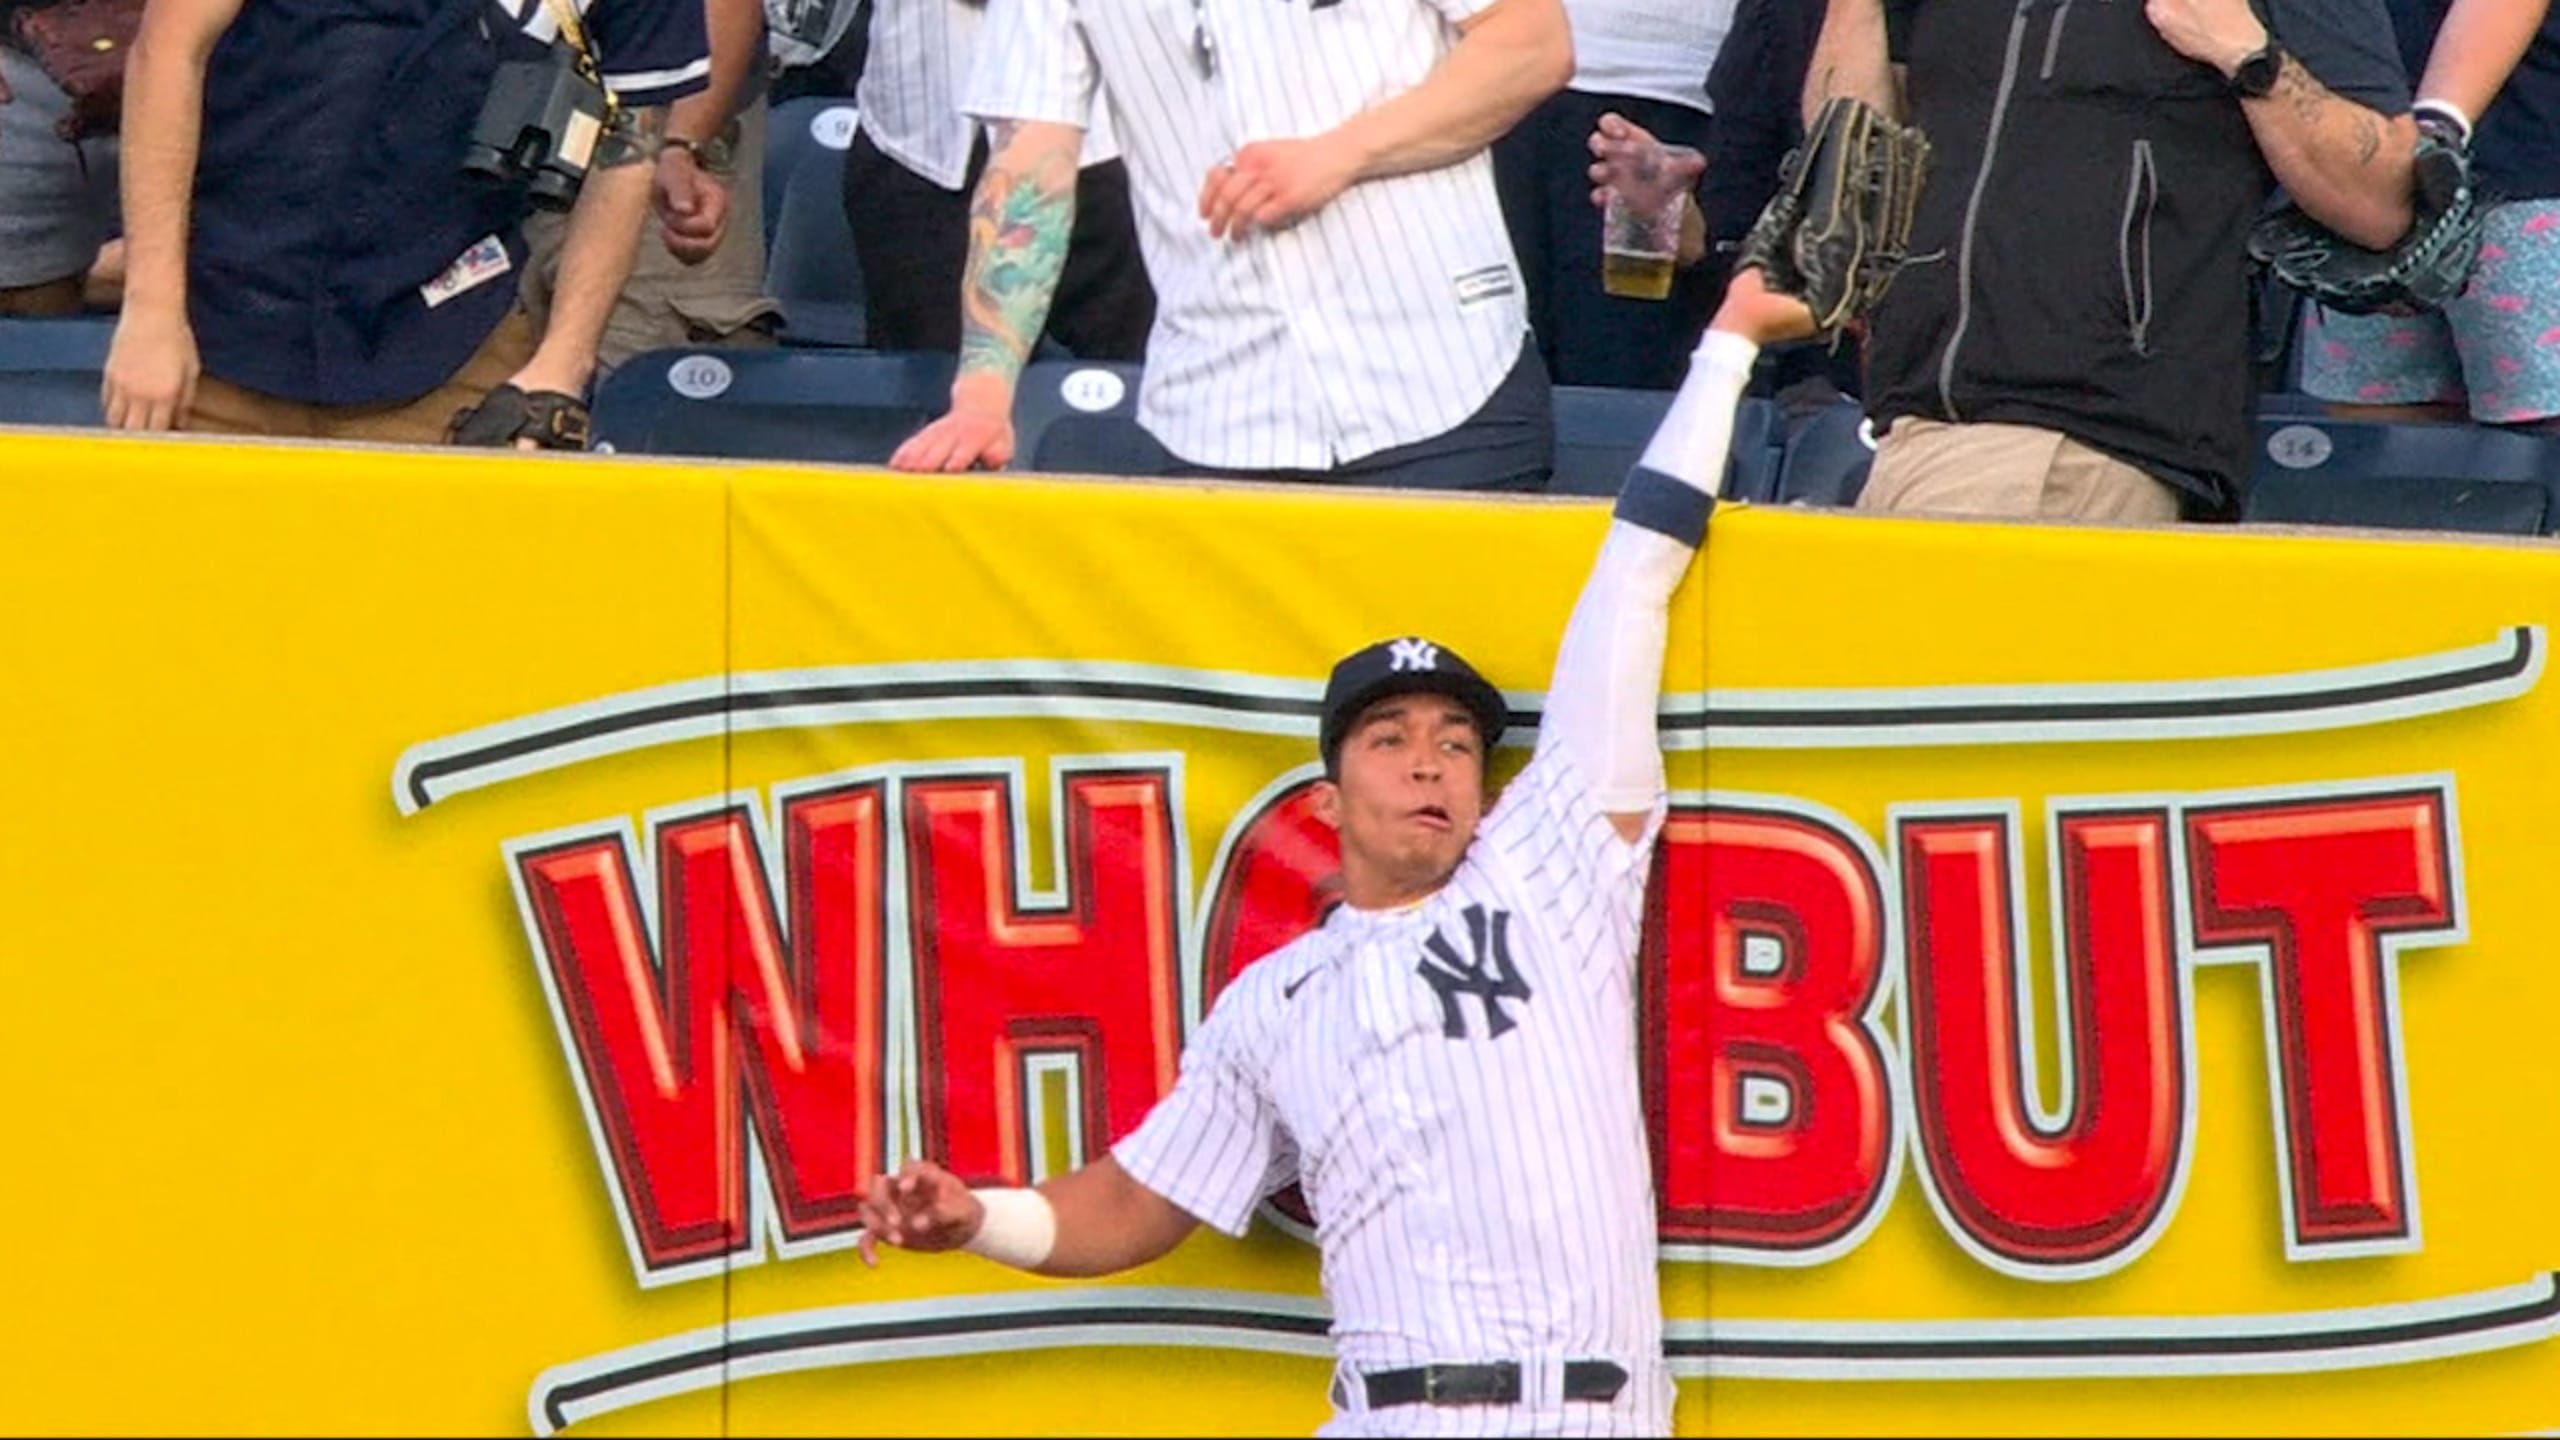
[2255, 389, 2329, 419]
[1550, 387, 1781, 501]
[1770, 393, 1874, 508]
[766, 153, 868, 348]
[762, 100, 868, 349]
[0, 315, 113, 427]
[1550, 386, 1672, 497]
[591, 347, 954, 463]
[2245, 412, 2558, 536]
[762, 96, 860, 254]
[1012, 359, 1174, 476]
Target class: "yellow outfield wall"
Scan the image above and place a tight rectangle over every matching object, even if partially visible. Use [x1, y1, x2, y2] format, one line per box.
[1, 427, 2555, 1436]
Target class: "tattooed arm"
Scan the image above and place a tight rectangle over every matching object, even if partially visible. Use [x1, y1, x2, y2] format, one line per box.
[512, 105, 668, 396]
[1803, 0, 1900, 127]
[890, 119, 1086, 473]
[2146, 0, 2416, 250]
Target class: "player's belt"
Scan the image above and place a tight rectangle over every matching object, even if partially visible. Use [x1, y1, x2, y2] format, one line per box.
[1358, 1358, 1629, 1409]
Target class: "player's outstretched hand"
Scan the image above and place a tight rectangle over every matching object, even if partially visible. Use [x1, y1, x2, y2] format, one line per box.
[1716, 266, 1820, 348]
[856, 1160, 985, 1266]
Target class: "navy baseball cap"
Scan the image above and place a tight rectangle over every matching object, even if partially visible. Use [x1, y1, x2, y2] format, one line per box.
[1318, 636, 1510, 771]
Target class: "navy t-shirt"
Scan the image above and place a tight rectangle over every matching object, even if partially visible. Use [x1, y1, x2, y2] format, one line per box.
[192, 0, 708, 406]
[1703, 0, 1823, 246]
[2383, 0, 2560, 200]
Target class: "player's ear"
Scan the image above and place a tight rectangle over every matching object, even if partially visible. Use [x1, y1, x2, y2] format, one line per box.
[1312, 779, 1343, 831]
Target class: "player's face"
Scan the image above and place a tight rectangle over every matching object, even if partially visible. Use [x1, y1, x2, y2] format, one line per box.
[1319, 694, 1487, 909]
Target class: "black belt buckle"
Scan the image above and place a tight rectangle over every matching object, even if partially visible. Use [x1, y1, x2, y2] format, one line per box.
[1429, 1360, 1516, 1404]
[1363, 1361, 1519, 1409]
[1362, 1358, 1627, 1409]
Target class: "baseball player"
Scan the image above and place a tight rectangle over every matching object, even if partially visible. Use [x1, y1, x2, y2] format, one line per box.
[858, 271, 1819, 1435]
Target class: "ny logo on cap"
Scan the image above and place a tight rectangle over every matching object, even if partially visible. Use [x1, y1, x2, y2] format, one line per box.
[1388, 638, 1440, 673]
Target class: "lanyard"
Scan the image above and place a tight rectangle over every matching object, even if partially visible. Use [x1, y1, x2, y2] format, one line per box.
[539, 0, 620, 122]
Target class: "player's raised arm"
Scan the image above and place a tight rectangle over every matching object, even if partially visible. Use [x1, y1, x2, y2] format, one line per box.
[856, 1154, 1201, 1279]
[1535, 271, 1817, 842]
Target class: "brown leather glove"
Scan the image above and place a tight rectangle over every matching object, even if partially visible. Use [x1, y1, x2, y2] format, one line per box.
[1739, 96, 1934, 344]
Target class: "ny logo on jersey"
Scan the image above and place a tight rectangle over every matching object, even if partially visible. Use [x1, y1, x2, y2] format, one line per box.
[1388, 639, 1440, 673]
[1417, 904, 1531, 1039]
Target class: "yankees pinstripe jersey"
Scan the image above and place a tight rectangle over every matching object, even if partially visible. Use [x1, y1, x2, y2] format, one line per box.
[1565, 0, 1728, 113]
[1115, 731, 1672, 1437]
[964, 0, 1533, 471]
[859, 0, 1119, 191]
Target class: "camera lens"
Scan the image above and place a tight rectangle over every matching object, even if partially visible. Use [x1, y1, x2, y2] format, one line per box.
[461, 142, 518, 183]
[526, 167, 578, 211]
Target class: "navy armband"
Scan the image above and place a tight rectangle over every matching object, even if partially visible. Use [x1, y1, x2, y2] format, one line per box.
[1612, 466, 1717, 547]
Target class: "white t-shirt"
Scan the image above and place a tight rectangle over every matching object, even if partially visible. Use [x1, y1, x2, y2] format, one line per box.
[1567, 0, 1728, 114]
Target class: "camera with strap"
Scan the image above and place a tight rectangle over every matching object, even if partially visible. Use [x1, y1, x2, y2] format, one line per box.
[460, 0, 638, 212]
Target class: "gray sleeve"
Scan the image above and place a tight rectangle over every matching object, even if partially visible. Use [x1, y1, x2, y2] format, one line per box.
[2271, 0, 2415, 113]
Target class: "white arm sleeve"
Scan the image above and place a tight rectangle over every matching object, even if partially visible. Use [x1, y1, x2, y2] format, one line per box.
[1539, 330, 1760, 815]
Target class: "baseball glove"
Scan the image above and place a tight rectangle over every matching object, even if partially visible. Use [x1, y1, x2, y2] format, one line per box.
[2247, 116, 2486, 317]
[1738, 95, 1933, 342]
[446, 383, 594, 450]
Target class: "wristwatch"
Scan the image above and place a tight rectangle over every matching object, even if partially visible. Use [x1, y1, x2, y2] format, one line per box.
[2229, 40, 2287, 100]
[658, 120, 739, 172]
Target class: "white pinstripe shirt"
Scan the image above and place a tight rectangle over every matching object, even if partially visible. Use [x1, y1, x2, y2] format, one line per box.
[856, 0, 1118, 192]
[1565, 0, 1726, 113]
[963, 0, 1532, 470]
[1116, 733, 1671, 1437]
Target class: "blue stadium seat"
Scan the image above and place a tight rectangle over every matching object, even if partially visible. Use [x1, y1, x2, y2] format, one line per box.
[1550, 386, 1672, 497]
[1771, 394, 1874, 508]
[2256, 389, 2329, 420]
[763, 101, 867, 349]
[762, 96, 860, 254]
[2245, 412, 2558, 536]
[1551, 386, 1782, 501]
[591, 347, 954, 463]
[1012, 359, 1175, 476]
[0, 315, 113, 427]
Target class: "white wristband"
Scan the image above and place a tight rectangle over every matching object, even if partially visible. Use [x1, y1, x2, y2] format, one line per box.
[2413, 97, 2474, 148]
[961, 1187, 1058, 1270]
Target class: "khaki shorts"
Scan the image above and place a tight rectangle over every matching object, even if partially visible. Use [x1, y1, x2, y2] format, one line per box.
[1859, 416, 2184, 524]
[186, 305, 542, 445]
[520, 100, 781, 376]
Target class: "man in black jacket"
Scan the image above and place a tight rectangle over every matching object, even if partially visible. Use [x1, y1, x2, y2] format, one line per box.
[1811, 0, 2417, 522]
